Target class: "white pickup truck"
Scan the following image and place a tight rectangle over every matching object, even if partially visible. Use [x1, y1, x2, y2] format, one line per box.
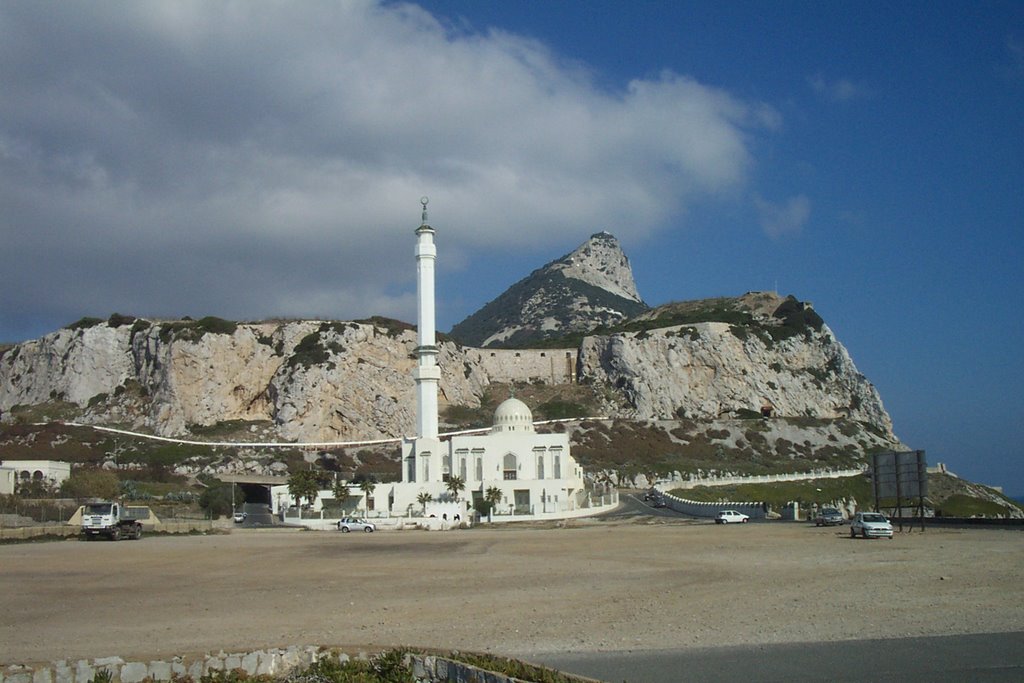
[81, 501, 144, 541]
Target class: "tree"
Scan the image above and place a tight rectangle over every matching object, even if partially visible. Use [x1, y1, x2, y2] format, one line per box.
[198, 482, 233, 519]
[484, 486, 504, 521]
[416, 491, 433, 513]
[485, 486, 503, 508]
[445, 475, 465, 502]
[60, 469, 120, 503]
[331, 476, 351, 511]
[358, 478, 377, 514]
[15, 478, 56, 499]
[288, 470, 320, 507]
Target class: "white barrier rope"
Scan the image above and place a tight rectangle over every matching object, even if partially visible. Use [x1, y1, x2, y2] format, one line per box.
[61, 416, 610, 449]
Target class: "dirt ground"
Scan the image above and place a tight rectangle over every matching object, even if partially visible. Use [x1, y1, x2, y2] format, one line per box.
[2, 518, 1022, 666]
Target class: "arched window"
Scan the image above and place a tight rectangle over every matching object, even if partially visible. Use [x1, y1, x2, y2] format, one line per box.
[502, 453, 517, 480]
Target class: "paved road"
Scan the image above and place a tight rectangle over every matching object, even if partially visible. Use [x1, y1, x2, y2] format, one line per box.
[534, 631, 1024, 682]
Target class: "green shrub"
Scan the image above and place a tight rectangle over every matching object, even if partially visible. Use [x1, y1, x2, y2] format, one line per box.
[89, 668, 114, 683]
[157, 317, 237, 344]
[357, 316, 414, 338]
[65, 317, 104, 331]
[536, 400, 587, 420]
[287, 331, 331, 369]
[107, 313, 136, 327]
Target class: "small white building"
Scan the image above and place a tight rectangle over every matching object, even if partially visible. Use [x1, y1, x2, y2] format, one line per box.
[0, 460, 71, 493]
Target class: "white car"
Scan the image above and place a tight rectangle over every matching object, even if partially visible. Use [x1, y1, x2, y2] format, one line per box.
[337, 517, 376, 533]
[715, 509, 749, 524]
[849, 512, 893, 539]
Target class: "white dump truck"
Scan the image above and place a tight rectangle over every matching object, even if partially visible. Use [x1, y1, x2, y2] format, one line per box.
[81, 501, 144, 541]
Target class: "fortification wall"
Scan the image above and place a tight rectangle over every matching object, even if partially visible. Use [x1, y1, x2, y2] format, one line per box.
[466, 347, 577, 384]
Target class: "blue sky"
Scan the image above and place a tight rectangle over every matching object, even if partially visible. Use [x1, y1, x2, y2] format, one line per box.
[1, 1, 1021, 492]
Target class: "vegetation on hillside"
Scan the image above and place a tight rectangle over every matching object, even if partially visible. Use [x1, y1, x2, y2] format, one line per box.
[525, 294, 824, 350]
[568, 418, 869, 482]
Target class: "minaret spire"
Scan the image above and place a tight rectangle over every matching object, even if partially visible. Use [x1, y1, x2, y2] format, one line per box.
[413, 196, 440, 439]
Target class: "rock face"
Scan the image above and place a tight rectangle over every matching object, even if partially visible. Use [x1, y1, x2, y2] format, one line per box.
[449, 232, 648, 347]
[578, 320, 891, 430]
[0, 317, 488, 442]
[0, 295, 898, 445]
[577, 292, 893, 433]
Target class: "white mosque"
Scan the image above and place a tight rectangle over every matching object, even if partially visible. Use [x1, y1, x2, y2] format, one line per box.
[278, 199, 614, 526]
[387, 198, 591, 520]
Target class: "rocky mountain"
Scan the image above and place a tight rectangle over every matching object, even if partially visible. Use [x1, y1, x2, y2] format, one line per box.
[0, 316, 486, 442]
[578, 292, 894, 433]
[449, 232, 648, 347]
[0, 291, 899, 454]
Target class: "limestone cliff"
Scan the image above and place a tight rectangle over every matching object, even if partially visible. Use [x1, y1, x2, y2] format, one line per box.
[0, 293, 898, 445]
[577, 292, 893, 436]
[0, 316, 488, 442]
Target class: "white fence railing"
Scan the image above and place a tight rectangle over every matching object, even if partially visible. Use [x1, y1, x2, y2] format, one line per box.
[657, 467, 867, 490]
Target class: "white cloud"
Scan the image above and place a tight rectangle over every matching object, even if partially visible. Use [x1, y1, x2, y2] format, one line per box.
[808, 73, 871, 102]
[754, 194, 811, 238]
[0, 0, 776, 335]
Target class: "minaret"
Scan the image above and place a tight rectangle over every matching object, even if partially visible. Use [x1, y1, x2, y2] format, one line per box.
[413, 196, 440, 439]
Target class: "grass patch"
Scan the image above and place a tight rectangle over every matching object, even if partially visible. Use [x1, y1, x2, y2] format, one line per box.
[933, 494, 1018, 517]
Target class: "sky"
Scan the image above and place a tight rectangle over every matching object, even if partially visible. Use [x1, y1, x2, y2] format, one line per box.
[1, 1, 1022, 493]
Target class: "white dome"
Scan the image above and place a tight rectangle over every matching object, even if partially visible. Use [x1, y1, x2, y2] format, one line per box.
[492, 397, 534, 433]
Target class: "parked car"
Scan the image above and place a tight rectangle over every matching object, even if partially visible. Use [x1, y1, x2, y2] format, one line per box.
[715, 509, 749, 524]
[337, 517, 376, 533]
[233, 511, 247, 523]
[644, 491, 666, 508]
[849, 512, 893, 539]
[815, 507, 845, 526]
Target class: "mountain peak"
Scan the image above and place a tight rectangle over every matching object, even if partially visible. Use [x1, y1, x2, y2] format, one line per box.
[449, 232, 648, 348]
[551, 232, 643, 304]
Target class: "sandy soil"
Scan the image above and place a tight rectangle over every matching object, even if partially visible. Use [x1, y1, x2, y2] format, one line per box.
[2, 518, 1022, 666]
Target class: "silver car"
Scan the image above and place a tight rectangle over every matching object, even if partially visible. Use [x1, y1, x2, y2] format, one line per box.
[849, 512, 893, 539]
[815, 507, 845, 526]
[337, 516, 376, 533]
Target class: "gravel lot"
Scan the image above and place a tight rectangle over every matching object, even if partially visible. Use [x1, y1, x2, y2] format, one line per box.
[2, 518, 1022, 666]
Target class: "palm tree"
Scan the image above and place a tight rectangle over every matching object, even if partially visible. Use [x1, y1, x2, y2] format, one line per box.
[445, 475, 465, 502]
[332, 477, 351, 513]
[287, 470, 319, 508]
[485, 486, 503, 521]
[358, 478, 377, 515]
[416, 491, 433, 514]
